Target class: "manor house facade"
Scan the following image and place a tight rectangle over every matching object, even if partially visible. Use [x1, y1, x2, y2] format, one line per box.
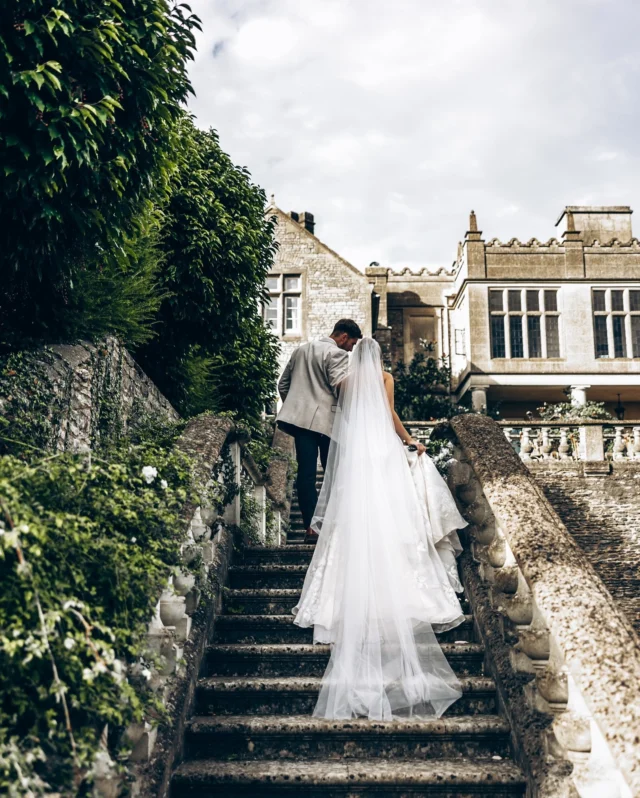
[265, 199, 640, 419]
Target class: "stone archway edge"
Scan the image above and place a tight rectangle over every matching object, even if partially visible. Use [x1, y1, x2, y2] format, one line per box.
[450, 413, 640, 794]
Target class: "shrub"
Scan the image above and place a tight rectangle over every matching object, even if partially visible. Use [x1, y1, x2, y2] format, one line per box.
[137, 117, 280, 423]
[392, 340, 465, 421]
[0, 436, 193, 792]
[0, 0, 199, 340]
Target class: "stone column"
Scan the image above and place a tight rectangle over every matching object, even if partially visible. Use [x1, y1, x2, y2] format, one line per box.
[569, 384, 590, 407]
[470, 385, 489, 414]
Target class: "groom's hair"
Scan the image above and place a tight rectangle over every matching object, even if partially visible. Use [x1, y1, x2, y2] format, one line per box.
[332, 319, 363, 339]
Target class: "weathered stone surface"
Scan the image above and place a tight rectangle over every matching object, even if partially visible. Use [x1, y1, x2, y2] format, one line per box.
[45, 337, 179, 450]
[451, 413, 640, 794]
[528, 460, 640, 634]
[173, 757, 526, 795]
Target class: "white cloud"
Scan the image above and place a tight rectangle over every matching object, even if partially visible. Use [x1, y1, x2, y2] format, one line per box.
[187, 0, 640, 269]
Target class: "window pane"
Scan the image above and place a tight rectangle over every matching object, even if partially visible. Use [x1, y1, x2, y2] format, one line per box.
[508, 290, 522, 311]
[527, 316, 542, 357]
[611, 290, 624, 312]
[266, 276, 279, 291]
[489, 290, 503, 312]
[526, 290, 539, 311]
[544, 290, 558, 312]
[284, 296, 300, 332]
[630, 290, 640, 312]
[594, 315, 609, 357]
[264, 298, 278, 330]
[490, 315, 506, 358]
[509, 316, 524, 358]
[632, 316, 640, 357]
[593, 290, 606, 312]
[284, 275, 301, 292]
[546, 315, 560, 358]
[612, 316, 627, 357]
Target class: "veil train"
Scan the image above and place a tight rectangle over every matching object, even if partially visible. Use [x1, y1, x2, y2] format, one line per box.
[293, 337, 466, 721]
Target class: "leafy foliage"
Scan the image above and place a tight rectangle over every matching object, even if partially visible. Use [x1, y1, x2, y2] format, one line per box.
[0, 0, 199, 325]
[392, 340, 465, 421]
[0, 437, 193, 792]
[137, 117, 280, 422]
[537, 401, 612, 421]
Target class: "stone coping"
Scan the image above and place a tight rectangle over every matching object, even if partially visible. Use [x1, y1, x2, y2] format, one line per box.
[450, 413, 640, 793]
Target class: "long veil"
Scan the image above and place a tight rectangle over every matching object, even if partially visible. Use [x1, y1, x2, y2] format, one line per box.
[293, 338, 465, 720]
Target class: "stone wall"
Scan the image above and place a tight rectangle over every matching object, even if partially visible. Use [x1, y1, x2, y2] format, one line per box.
[35, 337, 178, 451]
[529, 461, 640, 634]
[269, 207, 372, 374]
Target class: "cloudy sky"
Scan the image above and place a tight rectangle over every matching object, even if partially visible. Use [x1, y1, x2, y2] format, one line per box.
[186, 0, 640, 270]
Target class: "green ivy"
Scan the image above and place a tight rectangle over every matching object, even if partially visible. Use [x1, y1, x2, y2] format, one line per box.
[0, 436, 194, 792]
[537, 401, 612, 421]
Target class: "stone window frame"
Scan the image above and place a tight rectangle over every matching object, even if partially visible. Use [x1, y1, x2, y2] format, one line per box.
[264, 273, 303, 338]
[591, 286, 640, 360]
[488, 287, 562, 360]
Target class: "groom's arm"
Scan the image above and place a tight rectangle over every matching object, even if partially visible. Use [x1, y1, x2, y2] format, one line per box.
[325, 348, 349, 398]
[278, 353, 295, 401]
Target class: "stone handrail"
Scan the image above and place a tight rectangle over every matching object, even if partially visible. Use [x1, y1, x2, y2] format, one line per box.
[449, 414, 640, 797]
[95, 415, 287, 798]
[407, 418, 640, 462]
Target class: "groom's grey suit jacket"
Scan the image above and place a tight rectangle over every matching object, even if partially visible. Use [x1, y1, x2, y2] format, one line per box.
[277, 337, 348, 438]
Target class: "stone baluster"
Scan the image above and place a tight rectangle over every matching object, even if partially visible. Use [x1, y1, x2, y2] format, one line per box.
[633, 427, 640, 461]
[612, 427, 626, 461]
[541, 427, 553, 459]
[558, 427, 571, 460]
[520, 428, 533, 460]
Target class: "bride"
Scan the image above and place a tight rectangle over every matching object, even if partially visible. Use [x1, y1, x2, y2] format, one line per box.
[292, 337, 467, 721]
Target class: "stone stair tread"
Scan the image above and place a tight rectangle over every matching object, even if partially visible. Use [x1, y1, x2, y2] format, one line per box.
[225, 589, 303, 598]
[217, 613, 474, 627]
[244, 545, 315, 554]
[230, 565, 309, 573]
[187, 713, 510, 735]
[207, 642, 485, 656]
[198, 675, 495, 693]
[173, 757, 526, 787]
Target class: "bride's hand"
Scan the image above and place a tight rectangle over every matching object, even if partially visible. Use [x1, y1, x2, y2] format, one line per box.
[409, 439, 426, 456]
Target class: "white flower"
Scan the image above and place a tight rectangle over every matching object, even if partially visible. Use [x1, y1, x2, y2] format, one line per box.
[141, 667, 152, 681]
[160, 479, 168, 490]
[141, 466, 158, 484]
[130, 537, 137, 543]
[63, 637, 75, 650]
[82, 668, 94, 682]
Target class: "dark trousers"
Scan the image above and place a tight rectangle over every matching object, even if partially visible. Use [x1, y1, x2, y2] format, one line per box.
[282, 424, 330, 529]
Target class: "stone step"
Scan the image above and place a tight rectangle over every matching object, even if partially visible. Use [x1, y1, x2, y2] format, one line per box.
[214, 614, 475, 645]
[184, 713, 513, 760]
[229, 564, 309, 589]
[172, 757, 526, 796]
[241, 545, 315, 565]
[195, 676, 496, 716]
[205, 643, 486, 678]
[224, 589, 304, 616]
[223, 590, 471, 617]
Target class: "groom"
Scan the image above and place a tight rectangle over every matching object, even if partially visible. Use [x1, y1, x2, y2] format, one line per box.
[277, 319, 362, 543]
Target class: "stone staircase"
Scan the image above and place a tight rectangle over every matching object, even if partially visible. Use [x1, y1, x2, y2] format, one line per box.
[171, 474, 527, 796]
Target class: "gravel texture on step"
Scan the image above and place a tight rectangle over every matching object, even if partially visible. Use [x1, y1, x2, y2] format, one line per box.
[185, 713, 513, 760]
[173, 757, 526, 795]
[205, 642, 486, 677]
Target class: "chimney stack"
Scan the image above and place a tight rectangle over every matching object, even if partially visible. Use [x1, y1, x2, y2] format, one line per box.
[299, 211, 315, 235]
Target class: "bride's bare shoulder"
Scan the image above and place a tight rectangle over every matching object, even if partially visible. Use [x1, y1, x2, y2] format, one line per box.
[382, 370, 394, 384]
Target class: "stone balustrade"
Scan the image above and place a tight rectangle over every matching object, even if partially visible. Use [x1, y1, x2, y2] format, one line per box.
[408, 418, 640, 463]
[95, 416, 292, 798]
[448, 414, 640, 798]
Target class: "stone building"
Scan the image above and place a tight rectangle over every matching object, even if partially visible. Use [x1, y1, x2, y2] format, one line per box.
[266, 201, 640, 418]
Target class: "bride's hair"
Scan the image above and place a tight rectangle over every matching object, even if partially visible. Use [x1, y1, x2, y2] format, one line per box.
[352, 336, 382, 364]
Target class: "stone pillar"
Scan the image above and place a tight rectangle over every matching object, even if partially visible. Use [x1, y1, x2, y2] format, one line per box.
[223, 441, 242, 525]
[462, 210, 486, 279]
[471, 385, 489, 414]
[570, 384, 590, 407]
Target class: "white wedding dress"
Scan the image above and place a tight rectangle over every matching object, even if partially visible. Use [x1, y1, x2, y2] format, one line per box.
[293, 337, 467, 721]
